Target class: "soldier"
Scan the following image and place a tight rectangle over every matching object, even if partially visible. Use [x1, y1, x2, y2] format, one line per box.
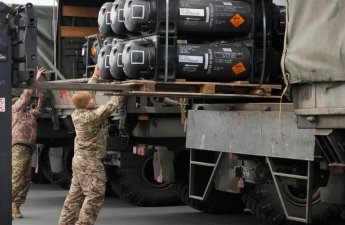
[12, 67, 45, 219]
[58, 65, 124, 225]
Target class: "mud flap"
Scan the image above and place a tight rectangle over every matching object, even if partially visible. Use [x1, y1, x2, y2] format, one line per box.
[153, 150, 175, 183]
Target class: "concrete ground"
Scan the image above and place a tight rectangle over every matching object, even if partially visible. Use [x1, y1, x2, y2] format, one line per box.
[13, 183, 261, 225]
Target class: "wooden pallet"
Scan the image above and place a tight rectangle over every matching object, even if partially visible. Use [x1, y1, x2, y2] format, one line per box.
[110, 80, 282, 99]
[32, 79, 282, 99]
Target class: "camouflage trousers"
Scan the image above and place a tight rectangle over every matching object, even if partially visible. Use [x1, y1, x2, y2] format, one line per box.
[12, 144, 33, 206]
[59, 155, 106, 225]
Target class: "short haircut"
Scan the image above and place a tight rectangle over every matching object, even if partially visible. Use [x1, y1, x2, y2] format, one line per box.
[71, 91, 92, 109]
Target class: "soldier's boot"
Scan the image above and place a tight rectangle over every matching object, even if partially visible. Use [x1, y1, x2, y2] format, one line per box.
[12, 203, 23, 219]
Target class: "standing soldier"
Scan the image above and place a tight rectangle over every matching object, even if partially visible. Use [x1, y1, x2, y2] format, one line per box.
[58, 65, 124, 225]
[12, 67, 45, 219]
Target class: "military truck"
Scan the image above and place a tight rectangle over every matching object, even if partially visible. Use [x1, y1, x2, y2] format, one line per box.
[17, 0, 345, 224]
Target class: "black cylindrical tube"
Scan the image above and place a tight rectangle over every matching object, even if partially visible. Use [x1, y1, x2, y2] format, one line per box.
[98, 2, 114, 36]
[109, 42, 127, 80]
[122, 39, 156, 79]
[124, 0, 156, 33]
[110, 0, 128, 37]
[98, 38, 114, 80]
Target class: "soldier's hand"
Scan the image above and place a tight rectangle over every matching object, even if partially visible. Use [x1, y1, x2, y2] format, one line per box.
[112, 95, 125, 106]
[35, 90, 44, 98]
[36, 67, 45, 80]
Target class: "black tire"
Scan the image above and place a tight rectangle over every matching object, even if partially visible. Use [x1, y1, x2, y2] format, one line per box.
[41, 147, 73, 190]
[107, 155, 182, 206]
[341, 205, 345, 221]
[104, 165, 117, 197]
[174, 151, 245, 214]
[242, 183, 341, 225]
[31, 167, 49, 184]
[175, 180, 245, 214]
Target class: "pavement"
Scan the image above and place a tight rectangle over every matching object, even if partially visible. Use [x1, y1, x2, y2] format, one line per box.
[13, 183, 262, 225]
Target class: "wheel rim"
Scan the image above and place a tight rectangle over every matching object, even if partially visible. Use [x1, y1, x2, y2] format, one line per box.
[140, 155, 174, 191]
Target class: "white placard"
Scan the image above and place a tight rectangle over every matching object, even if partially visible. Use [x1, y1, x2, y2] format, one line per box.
[179, 55, 203, 64]
[180, 8, 205, 17]
[132, 5, 145, 19]
[131, 50, 145, 64]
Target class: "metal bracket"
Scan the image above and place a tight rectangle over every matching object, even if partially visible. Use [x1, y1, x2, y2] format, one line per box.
[266, 157, 314, 224]
[85, 34, 102, 77]
[189, 149, 224, 201]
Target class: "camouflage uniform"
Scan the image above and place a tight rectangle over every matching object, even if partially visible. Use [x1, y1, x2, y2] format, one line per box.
[12, 89, 45, 206]
[59, 76, 123, 225]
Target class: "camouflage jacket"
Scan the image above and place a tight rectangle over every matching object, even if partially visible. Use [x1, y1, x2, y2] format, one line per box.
[12, 89, 45, 148]
[72, 76, 123, 159]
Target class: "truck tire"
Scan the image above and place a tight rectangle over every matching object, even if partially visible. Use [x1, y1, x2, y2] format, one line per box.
[41, 147, 72, 190]
[107, 155, 182, 206]
[104, 165, 117, 197]
[341, 205, 345, 221]
[174, 151, 244, 214]
[175, 180, 244, 214]
[31, 167, 49, 184]
[242, 183, 341, 225]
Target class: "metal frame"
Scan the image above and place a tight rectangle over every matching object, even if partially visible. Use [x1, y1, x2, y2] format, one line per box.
[85, 34, 102, 77]
[266, 157, 314, 223]
[189, 149, 224, 201]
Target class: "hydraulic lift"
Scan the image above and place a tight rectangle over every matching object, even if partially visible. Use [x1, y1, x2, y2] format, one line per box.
[0, 2, 37, 224]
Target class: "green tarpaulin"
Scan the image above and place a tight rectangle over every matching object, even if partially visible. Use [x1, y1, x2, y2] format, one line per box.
[282, 0, 345, 84]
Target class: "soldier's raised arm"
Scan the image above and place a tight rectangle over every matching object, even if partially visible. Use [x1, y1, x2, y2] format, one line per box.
[86, 65, 100, 98]
[12, 89, 33, 112]
[90, 96, 124, 122]
[13, 67, 45, 112]
[32, 90, 45, 117]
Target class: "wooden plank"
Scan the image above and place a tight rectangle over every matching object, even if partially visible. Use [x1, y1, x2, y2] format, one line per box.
[62, 6, 99, 18]
[200, 84, 216, 94]
[60, 26, 99, 38]
[139, 83, 155, 92]
[112, 91, 282, 99]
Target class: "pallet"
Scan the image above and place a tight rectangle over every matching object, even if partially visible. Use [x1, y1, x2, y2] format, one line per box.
[110, 80, 282, 99]
[32, 79, 282, 99]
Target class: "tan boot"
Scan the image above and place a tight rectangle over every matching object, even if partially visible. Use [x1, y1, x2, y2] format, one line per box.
[12, 203, 23, 219]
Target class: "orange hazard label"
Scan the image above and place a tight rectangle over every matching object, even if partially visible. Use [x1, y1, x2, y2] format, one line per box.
[230, 13, 245, 28]
[232, 62, 247, 75]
